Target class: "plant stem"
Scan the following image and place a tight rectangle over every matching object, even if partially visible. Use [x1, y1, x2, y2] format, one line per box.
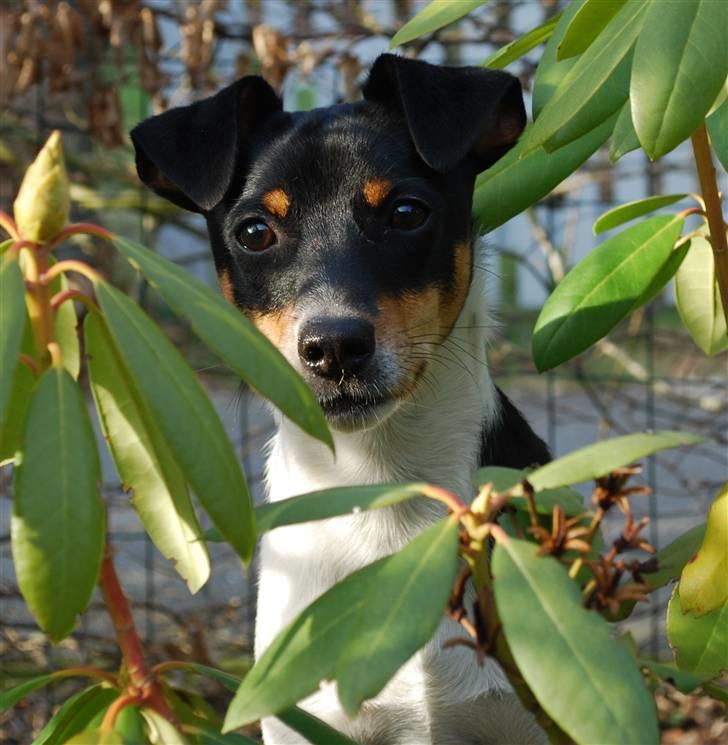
[690, 123, 728, 329]
[43, 259, 103, 284]
[21, 246, 54, 366]
[51, 288, 100, 314]
[46, 222, 113, 250]
[0, 210, 19, 239]
[98, 544, 175, 722]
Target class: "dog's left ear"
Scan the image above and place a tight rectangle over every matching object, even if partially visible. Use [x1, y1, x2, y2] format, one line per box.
[130, 76, 282, 213]
[363, 54, 526, 172]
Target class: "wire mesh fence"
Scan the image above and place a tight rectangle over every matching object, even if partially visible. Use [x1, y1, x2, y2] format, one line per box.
[1, 1, 726, 742]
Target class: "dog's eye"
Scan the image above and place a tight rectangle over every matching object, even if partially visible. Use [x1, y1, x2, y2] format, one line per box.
[237, 220, 276, 252]
[390, 200, 429, 231]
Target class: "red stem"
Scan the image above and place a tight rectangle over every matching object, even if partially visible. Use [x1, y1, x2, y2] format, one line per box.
[99, 546, 175, 722]
[46, 223, 113, 250]
[51, 287, 99, 313]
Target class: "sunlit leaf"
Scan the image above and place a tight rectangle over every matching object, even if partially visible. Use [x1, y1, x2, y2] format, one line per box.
[675, 235, 728, 355]
[256, 482, 428, 533]
[631, 0, 728, 159]
[12, 366, 104, 642]
[482, 13, 561, 70]
[95, 281, 255, 563]
[111, 236, 332, 451]
[142, 709, 190, 744]
[594, 195, 686, 234]
[0, 253, 26, 430]
[224, 518, 459, 730]
[679, 484, 728, 615]
[0, 361, 34, 465]
[635, 241, 691, 309]
[528, 431, 705, 490]
[53, 273, 80, 379]
[494, 538, 659, 744]
[390, 0, 486, 48]
[533, 215, 684, 370]
[668, 585, 728, 679]
[86, 313, 210, 593]
[557, 0, 627, 60]
[522, 0, 647, 154]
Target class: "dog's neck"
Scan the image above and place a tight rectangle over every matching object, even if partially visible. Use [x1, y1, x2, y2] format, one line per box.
[265, 253, 498, 506]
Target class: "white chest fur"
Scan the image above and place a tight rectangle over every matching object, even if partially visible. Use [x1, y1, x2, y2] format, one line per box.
[254, 266, 533, 744]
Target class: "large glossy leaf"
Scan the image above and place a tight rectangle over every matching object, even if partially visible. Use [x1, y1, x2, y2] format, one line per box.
[390, 0, 486, 47]
[256, 482, 428, 533]
[473, 114, 616, 232]
[494, 538, 659, 744]
[557, 0, 627, 60]
[474, 466, 584, 515]
[522, 0, 646, 154]
[111, 235, 332, 451]
[675, 235, 728, 355]
[594, 195, 687, 235]
[532, 215, 684, 370]
[86, 313, 210, 593]
[609, 101, 642, 163]
[276, 707, 358, 745]
[667, 586, 728, 679]
[631, 0, 728, 159]
[95, 281, 255, 563]
[12, 366, 104, 642]
[707, 97, 728, 171]
[33, 685, 119, 745]
[0, 361, 34, 465]
[482, 13, 561, 70]
[679, 484, 728, 616]
[0, 253, 26, 430]
[224, 518, 459, 730]
[528, 431, 705, 490]
[635, 241, 691, 309]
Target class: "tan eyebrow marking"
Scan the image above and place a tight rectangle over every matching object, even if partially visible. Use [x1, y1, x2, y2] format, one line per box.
[363, 178, 393, 207]
[262, 188, 291, 218]
[218, 268, 235, 304]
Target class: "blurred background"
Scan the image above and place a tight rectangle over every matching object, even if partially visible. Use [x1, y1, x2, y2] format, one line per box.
[0, 1, 726, 742]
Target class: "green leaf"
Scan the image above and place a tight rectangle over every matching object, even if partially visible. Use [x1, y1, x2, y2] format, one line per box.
[390, 0, 486, 47]
[475, 466, 584, 515]
[224, 518, 459, 730]
[111, 236, 332, 451]
[532, 215, 684, 370]
[0, 361, 35, 465]
[33, 685, 119, 745]
[473, 114, 616, 232]
[676, 234, 728, 355]
[522, 0, 647, 154]
[679, 484, 728, 616]
[256, 482, 428, 533]
[667, 586, 728, 679]
[707, 97, 728, 172]
[1, 672, 60, 711]
[645, 524, 706, 592]
[86, 313, 210, 593]
[557, 0, 628, 60]
[64, 730, 125, 745]
[594, 195, 687, 234]
[0, 238, 15, 254]
[635, 240, 691, 309]
[494, 538, 659, 745]
[639, 658, 708, 694]
[276, 707, 358, 745]
[113, 706, 147, 744]
[609, 101, 642, 163]
[631, 0, 728, 159]
[482, 13, 561, 70]
[12, 366, 105, 642]
[159, 662, 240, 693]
[194, 728, 259, 745]
[528, 431, 705, 490]
[142, 709, 190, 744]
[53, 273, 81, 379]
[0, 253, 26, 431]
[95, 281, 255, 563]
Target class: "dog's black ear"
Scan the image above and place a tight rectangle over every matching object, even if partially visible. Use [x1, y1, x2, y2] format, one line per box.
[130, 77, 282, 212]
[362, 54, 526, 172]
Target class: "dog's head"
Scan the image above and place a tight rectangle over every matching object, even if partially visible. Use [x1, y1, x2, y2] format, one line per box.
[131, 54, 525, 431]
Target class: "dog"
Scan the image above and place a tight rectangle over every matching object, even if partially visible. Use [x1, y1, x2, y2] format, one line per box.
[131, 53, 550, 745]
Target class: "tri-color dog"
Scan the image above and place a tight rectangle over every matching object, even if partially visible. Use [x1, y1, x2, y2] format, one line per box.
[132, 53, 549, 745]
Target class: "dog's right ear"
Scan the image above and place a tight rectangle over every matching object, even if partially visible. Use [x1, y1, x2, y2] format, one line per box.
[130, 77, 282, 213]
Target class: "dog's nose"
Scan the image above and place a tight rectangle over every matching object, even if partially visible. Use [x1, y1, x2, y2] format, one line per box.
[298, 318, 376, 379]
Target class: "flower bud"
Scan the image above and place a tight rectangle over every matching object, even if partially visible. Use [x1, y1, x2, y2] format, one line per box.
[13, 131, 70, 242]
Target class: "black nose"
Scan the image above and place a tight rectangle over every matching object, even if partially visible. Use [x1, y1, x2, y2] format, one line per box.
[298, 317, 376, 379]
